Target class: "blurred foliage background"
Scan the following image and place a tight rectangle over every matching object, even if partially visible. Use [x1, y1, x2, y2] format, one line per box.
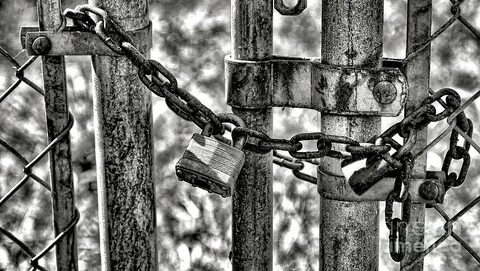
[0, 0, 479, 270]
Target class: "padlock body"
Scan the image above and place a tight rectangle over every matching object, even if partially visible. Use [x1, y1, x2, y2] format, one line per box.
[176, 133, 245, 197]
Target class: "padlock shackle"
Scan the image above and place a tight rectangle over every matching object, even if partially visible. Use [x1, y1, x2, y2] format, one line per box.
[200, 113, 247, 149]
[217, 113, 247, 149]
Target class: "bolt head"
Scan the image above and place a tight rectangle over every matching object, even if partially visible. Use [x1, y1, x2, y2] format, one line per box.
[419, 181, 440, 201]
[373, 81, 397, 104]
[32, 36, 51, 55]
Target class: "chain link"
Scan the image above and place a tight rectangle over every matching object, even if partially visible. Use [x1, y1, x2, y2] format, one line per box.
[443, 118, 473, 189]
[272, 151, 318, 184]
[385, 155, 413, 262]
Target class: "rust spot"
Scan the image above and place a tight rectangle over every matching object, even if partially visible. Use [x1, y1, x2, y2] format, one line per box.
[253, 67, 270, 96]
[345, 47, 358, 61]
[335, 77, 353, 112]
[232, 67, 249, 89]
[384, 71, 397, 83]
[316, 74, 328, 93]
[367, 77, 377, 91]
[277, 62, 295, 99]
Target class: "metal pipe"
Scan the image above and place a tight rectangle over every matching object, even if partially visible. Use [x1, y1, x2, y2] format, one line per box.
[402, 1, 432, 270]
[89, 0, 157, 270]
[37, 0, 78, 270]
[319, 1, 383, 270]
[230, 1, 273, 270]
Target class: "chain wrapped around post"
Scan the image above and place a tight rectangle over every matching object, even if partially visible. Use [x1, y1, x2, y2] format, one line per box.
[59, 4, 475, 264]
[61, 3, 474, 190]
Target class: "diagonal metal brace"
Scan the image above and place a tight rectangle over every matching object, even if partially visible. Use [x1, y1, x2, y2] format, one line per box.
[20, 23, 152, 56]
[225, 56, 408, 116]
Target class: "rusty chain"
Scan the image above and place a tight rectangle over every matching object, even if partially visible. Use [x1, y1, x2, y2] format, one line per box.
[61, 4, 475, 191]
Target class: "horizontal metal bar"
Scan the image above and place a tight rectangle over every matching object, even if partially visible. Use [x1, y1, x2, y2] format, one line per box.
[21, 23, 152, 56]
[225, 56, 407, 116]
[318, 165, 446, 203]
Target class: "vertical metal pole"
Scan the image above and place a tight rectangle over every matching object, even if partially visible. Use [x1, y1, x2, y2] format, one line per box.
[90, 0, 157, 270]
[231, 1, 273, 270]
[319, 1, 383, 270]
[37, 0, 78, 270]
[402, 1, 432, 270]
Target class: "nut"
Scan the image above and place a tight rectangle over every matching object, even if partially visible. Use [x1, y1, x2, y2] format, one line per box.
[419, 181, 440, 201]
[32, 36, 52, 55]
[373, 81, 397, 105]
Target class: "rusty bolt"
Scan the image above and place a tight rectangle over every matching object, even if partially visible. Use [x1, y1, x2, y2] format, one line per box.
[32, 36, 51, 55]
[419, 181, 440, 201]
[373, 81, 397, 104]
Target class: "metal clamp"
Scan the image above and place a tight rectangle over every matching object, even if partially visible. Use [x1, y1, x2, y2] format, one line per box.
[317, 166, 446, 203]
[20, 22, 152, 56]
[274, 0, 307, 16]
[225, 56, 407, 116]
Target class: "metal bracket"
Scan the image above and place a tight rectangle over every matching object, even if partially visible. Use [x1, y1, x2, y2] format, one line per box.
[225, 56, 407, 116]
[20, 22, 152, 56]
[318, 169, 446, 203]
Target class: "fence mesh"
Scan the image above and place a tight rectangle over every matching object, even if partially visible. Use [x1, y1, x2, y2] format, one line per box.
[0, 47, 78, 270]
[396, 0, 480, 269]
[0, 0, 479, 270]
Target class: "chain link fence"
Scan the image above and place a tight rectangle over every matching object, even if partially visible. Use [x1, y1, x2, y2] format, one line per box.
[396, 1, 480, 268]
[0, 48, 78, 270]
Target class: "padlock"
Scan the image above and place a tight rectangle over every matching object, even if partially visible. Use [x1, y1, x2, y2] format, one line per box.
[344, 157, 393, 195]
[346, 132, 416, 195]
[175, 114, 246, 198]
[343, 140, 393, 195]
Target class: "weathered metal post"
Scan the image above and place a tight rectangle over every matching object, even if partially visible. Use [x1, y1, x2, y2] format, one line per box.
[90, 0, 157, 270]
[402, 1, 432, 270]
[37, 0, 78, 270]
[319, 1, 383, 270]
[230, 0, 273, 270]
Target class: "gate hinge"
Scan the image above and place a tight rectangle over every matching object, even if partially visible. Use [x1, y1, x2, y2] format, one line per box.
[225, 56, 408, 116]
